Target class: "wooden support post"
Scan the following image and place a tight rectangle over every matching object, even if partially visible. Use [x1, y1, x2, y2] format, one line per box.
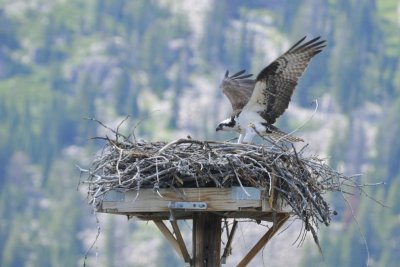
[192, 212, 222, 267]
[170, 220, 191, 263]
[237, 214, 290, 267]
[154, 220, 190, 263]
[221, 220, 238, 263]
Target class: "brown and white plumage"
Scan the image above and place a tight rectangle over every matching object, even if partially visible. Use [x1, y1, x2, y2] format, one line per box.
[216, 36, 326, 143]
[244, 36, 326, 124]
[220, 70, 255, 115]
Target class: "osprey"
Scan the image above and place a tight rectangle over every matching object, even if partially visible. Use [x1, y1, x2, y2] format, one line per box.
[216, 36, 326, 143]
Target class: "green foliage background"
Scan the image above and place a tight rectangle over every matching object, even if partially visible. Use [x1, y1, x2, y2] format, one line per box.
[0, 0, 399, 266]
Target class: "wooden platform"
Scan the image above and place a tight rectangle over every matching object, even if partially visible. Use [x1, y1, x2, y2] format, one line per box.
[97, 187, 292, 266]
[98, 186, 291, 220]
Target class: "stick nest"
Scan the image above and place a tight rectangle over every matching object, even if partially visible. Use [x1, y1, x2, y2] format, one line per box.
[81, 134, 357, 242]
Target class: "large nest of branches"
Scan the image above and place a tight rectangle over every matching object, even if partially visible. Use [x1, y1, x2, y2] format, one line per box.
[81, 125, 360, 245]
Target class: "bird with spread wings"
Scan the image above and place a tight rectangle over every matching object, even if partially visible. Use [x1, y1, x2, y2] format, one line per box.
[216, 36, 326, 143]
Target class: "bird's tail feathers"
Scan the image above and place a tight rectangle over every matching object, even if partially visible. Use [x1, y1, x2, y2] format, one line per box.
[266, 125, 304, 143]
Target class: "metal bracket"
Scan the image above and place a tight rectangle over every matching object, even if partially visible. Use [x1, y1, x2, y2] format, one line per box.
[168, 201, 207, 210]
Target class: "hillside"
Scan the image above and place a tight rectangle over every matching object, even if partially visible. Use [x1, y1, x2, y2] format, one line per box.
[0, 0, 399, 266]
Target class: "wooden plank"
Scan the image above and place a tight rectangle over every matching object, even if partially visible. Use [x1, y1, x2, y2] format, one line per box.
[237, 214, 290, 267]
[101, 187, 268, 213]
[170, 220, 191, 263]
[133, 211, 278, 221]
[153, 220, 186, 261]
[221, 220, 238, 263]
[193, 212, 222, 267]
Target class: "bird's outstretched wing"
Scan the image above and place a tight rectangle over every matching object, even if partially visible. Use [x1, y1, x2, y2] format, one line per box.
[243, 36, 326, 124]
[220, 70, 255, 114]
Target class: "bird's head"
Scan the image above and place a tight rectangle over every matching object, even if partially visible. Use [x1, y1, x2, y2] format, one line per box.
[216, 116, 238, 132]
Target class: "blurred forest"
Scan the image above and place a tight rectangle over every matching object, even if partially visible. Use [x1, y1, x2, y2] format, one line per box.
[0, 0, 399, 266]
